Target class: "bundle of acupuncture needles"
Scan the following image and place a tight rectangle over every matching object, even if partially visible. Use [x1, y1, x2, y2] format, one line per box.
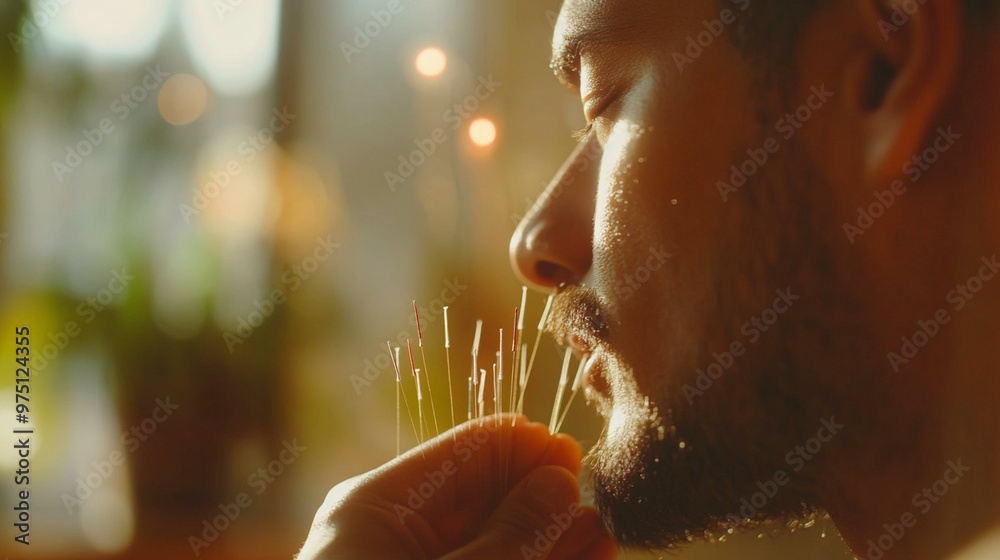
[386, 287, 590, 464]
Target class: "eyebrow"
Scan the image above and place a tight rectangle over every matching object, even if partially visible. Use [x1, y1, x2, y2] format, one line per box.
[550, 32, 585, 89]
[549, 1, 614, 89]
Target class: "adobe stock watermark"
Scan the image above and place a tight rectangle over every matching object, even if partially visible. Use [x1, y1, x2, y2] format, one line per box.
[52, 65, 171, 182]
[34, 267, 135, 373]
[350, 277, 469, 394]
[340, 0, 407, 63]
[520, 501, 587, 559]
[671, 0, 750, 72]
[717, 84, 835, 201]
[877, 0, 927, 41]
[605, 245, 672, 314]
[178, 107, 295, 223]
[223, 235, 340, 353]
[526, 470, 599, 559]
[392, 419, 502, 524]
[843, 126, 960, 244]
[386, 419, 596, 544]
[887, 255, 998, 372]
[188, 439, 306, 556]
[212, 0, 248, 20]
[683, 287, 800, 403]
[545, 9, 559, 28]
[863, 458, 970, 560]
[510, 138, 603, 226]
[384, 75, 502, 192]
[723, 416, 843, 529]
[7, 0, 72, 53]
[61, 396, 179, 513]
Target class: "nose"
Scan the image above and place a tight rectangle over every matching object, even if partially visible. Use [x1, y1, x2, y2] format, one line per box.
[509, 136, 600, 291]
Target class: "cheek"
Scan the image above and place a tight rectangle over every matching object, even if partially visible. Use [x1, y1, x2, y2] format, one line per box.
[592, 122, 686, 397]
[593, 119, 655, 276]
[593, 62, 757, 282]
[591, 66, 761, 396]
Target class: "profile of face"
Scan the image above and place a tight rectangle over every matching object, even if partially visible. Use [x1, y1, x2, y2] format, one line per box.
[510, 0, 990, 552]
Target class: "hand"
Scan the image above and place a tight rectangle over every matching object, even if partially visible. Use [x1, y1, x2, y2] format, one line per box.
[296, 415, 617, 559]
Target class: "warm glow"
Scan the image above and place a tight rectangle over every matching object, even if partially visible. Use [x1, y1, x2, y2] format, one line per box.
[40, 0, 169, 64]
[80, 491, 134, 553]
[468, 118, 497, 147]
[415, 47, 447, 77]
[180, 0, 281, 96]
[158, 74, 209, 125]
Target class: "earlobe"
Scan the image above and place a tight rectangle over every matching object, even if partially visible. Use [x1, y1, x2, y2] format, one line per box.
[851, 0, 962, 187]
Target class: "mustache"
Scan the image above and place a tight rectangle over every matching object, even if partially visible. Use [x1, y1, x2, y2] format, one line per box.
[546, 285, 611, 346]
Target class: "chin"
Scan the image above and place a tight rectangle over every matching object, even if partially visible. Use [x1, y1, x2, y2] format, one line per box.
[585, 357, 821, 550]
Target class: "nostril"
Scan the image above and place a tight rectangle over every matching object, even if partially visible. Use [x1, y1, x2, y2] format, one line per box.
[535, 260, 575, 285]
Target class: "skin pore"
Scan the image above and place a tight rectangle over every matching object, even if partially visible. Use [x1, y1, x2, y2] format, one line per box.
[509, 0, 1000, 558]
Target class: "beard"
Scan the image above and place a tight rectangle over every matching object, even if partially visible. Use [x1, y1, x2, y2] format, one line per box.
[548, 132, 889, 550]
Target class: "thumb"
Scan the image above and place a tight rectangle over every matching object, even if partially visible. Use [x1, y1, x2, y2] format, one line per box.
[440, 465, 586, 560]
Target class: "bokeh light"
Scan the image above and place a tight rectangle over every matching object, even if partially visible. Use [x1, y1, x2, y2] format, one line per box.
[468, 118, 497, 147]
[180, 0, 281, 96]
[415, 47, 447, 77]
[39, 0, 169, 65]
[158, 73, 209, 125]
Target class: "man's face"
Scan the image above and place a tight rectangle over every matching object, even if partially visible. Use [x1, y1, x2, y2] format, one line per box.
[511, 0, 891, 548]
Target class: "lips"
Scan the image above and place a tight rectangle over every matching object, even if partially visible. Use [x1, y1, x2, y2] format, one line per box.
[548, 285, 615, 407]
[564, 333, 612, 406]
[584, 351, 612, 402]
[565, 332, 593, 359]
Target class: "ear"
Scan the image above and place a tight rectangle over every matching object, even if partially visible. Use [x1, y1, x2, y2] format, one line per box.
[847, 0, 962, 186]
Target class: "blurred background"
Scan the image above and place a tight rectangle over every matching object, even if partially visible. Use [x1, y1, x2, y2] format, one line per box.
[0, 1, 853, 558]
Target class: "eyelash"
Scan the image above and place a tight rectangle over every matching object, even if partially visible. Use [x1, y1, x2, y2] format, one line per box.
[571, 122, 594, 142]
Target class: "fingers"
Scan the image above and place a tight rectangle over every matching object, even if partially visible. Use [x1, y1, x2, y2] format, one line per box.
[360, 415, 582, 508]
[409, 414, 583, 478]
[546, 508, 618, 560]
[301, 416, 617, 559]
[439, 465, 610, 560]
[340, 415, 583, 548]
